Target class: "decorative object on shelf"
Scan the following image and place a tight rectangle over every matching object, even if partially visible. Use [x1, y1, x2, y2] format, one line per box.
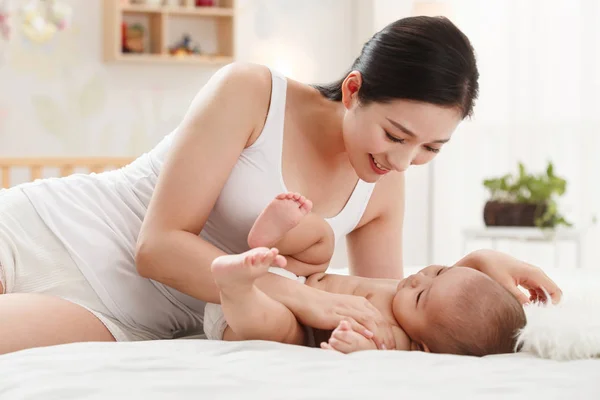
[163, 0, 184, 6]
[196, 0, 216, 6]
[122, 22, 145, 53]
[103, 0, 234, 64]
[20, 0, 72, 44]
[169, 33, 200, 56]
[131, 0, 162, 5]
[482, 161, 572, 229]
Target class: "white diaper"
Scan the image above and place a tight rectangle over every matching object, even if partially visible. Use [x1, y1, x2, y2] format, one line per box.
[203, 267, 307, 340]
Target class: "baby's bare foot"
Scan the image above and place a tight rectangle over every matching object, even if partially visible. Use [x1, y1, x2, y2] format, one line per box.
[248, 192, 313, 248]
[211, 247, 287, 294]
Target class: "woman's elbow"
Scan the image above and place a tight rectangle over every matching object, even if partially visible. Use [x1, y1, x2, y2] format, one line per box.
[135, 233, 159, 278]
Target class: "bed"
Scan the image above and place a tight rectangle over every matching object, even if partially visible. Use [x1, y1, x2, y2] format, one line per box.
[0, 158, 599, 399]
[0, 157, 133, 188]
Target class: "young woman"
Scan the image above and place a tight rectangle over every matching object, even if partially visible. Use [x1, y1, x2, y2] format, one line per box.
[0, 16, 561, 354]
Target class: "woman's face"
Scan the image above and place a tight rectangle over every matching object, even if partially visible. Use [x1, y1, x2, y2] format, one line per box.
[341, 72, 463, 183]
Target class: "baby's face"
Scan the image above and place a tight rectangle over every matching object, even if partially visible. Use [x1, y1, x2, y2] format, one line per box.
[391, 265, 481, 352]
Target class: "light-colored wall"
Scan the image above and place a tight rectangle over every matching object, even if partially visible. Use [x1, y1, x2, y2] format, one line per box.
[431, 0, 600, 271]
[0, 0, 356, 158]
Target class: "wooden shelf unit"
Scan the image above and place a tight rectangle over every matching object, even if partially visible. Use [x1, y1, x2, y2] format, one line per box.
[103, 0, 236, 65]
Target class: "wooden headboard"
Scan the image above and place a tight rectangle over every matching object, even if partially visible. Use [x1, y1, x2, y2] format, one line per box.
[0, 157, 134, 189]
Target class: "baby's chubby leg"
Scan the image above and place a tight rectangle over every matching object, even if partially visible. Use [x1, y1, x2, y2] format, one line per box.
[247, 193, 335, 276]
[211, 248, 305, 345]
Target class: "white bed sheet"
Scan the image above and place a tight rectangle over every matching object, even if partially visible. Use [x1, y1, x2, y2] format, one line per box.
[1, 340, 598, 399]
[0, 266, 598, 399]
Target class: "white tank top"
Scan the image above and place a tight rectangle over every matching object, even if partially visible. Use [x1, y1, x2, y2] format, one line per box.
[20, 68, 376, 338]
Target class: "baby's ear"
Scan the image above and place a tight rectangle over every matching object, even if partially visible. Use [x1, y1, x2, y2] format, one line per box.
[410, 341, 431, 352]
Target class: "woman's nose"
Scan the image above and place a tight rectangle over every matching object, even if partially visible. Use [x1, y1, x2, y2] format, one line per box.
[389, 148, 418, 172]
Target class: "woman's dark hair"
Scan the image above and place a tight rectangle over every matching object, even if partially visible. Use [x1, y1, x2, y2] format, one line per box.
[313, 16, 479, 118]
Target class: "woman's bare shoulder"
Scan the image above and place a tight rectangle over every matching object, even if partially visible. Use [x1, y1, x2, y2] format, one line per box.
[212, 62, 273, 90]
[189, 62, 275, 146]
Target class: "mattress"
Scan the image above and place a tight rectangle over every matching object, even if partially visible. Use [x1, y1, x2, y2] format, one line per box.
[0, 266, 598, 399]
[0, 340, 598, 399]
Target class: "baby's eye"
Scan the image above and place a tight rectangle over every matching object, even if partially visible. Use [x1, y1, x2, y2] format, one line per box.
[416, 290, 424, 304]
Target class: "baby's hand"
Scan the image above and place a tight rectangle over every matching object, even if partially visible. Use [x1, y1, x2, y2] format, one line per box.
[320, 320, 378, 354]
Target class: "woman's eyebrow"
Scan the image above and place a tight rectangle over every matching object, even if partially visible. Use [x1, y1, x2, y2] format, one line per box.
[386, 117, 451, 144]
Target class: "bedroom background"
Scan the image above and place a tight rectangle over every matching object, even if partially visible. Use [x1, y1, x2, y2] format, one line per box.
[0, 0, 598, 272]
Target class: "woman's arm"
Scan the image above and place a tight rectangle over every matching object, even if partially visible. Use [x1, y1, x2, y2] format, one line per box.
[135, 62, 271, 304]
[346, 172, 405, 279]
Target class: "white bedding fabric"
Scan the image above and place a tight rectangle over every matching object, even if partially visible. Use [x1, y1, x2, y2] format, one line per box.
[0, 340, 599, 399]
[0, 266, 599, 399]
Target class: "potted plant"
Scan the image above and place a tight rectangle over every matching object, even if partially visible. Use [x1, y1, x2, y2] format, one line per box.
[482, 161, 572, 229]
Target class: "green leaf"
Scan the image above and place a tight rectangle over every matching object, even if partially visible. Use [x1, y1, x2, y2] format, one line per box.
[547, 161, 554, 178]
[518, 162, 526, 179]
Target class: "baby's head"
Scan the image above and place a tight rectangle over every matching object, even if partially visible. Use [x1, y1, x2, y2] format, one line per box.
[392, 265, 526, 357]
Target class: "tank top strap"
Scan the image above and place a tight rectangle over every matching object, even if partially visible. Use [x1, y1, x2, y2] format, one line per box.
[245, 67, 288, 151]
[326, 179, 376, 243]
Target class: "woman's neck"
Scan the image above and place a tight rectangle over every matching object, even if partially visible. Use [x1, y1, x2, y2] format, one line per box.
[293, 82, 347, 159]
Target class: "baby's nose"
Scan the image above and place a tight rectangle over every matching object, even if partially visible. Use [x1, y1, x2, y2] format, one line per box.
[410, 272, 430, 288]
[409, 274, 421, 288]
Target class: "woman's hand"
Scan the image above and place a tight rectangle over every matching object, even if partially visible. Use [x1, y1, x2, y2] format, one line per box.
[293, 290, 396, 351]
[455, 249, 563, 304]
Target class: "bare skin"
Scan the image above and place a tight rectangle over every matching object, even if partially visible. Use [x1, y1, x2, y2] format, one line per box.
[213, 192, 409, 348]
[247, 192, 334, 277]
[0, 293, 115, 355]
[212, 247, 410, 349]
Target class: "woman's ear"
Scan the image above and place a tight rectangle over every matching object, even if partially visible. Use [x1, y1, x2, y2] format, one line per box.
[341, 71, 362, 109]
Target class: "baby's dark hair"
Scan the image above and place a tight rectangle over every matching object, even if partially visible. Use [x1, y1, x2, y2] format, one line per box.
[426, 273, 526, 357]
[313, 16, 479, 118]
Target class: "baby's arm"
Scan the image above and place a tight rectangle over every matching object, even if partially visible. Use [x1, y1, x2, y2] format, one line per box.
[320, 321, 377, 353]
[322, 321, 412, 353]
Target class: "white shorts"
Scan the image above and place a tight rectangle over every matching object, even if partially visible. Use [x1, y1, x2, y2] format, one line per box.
[0, 187, 158, 342]
[203, 267, 307, 340]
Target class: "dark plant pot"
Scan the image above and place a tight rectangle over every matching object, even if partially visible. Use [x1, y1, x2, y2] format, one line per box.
[483, 201, 546, 227]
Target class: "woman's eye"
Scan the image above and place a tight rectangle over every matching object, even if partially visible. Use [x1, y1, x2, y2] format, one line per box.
[385, 131, 405, 144]
[425, 146, 440, 153]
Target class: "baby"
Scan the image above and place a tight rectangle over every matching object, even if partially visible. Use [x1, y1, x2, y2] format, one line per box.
[205, 193, 526, 356]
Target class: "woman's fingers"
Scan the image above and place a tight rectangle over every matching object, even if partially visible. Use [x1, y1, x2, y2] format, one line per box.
[520, 269, 562, 304]
[350, 301, 393, 349]
[508, 283, 530, 305]
[345, 318, 373, 340]
[337, 320, 351, 331]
